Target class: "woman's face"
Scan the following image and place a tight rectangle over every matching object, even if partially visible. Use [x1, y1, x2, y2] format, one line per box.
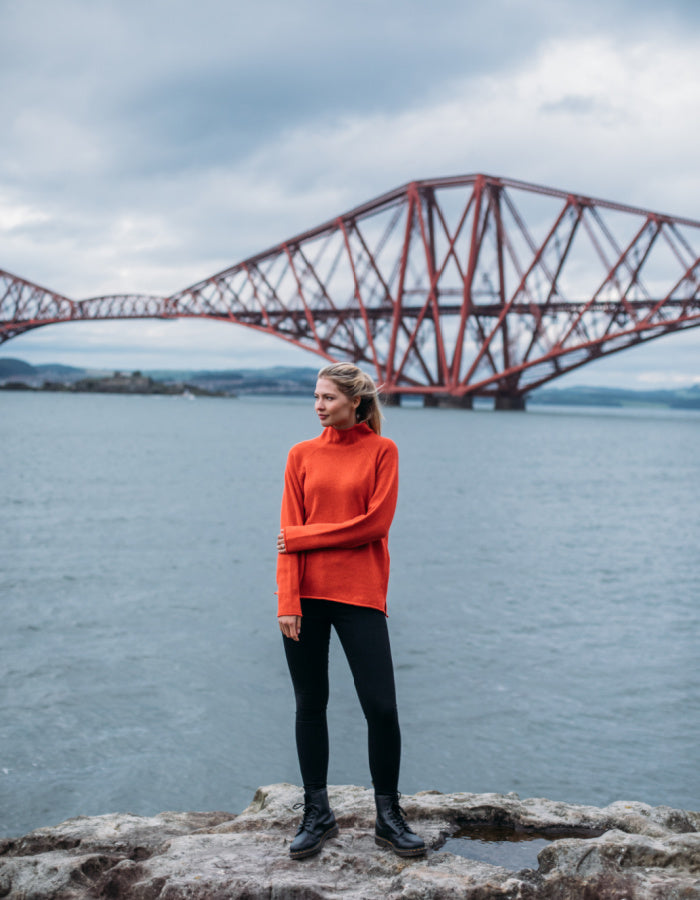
[314, 377, 360, 430]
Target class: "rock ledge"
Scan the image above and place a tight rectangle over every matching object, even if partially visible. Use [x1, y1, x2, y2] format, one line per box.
[1, 784, 698, 898]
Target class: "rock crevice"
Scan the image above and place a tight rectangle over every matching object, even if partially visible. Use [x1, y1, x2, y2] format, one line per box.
[1, 784, 698, 898]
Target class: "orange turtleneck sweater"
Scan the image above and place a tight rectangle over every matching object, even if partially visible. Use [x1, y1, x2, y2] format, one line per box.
[276, 422, 399, 618]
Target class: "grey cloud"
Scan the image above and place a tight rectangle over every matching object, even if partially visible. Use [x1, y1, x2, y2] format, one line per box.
[3, 0, 697, 194]
[540, 94, 605, 115]
[1, 0, 700, 373]
[0, 0, 587, 185]
[537, 95, 628, 130]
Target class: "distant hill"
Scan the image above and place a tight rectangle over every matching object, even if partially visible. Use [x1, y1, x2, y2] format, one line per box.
[0, 359, 103, 387]
[35, 362, 91, 380]
[0, 358, 36, 378]
[530, 384, 700, 410]
[1, 358, 699, 407]
[179, 367, 319, 394]
[0, 359, 319, 395]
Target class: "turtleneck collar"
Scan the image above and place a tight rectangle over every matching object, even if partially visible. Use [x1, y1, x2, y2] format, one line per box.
[321, 421, 373, 444]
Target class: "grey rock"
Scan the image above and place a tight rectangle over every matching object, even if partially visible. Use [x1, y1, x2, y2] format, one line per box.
[0, 784, 698, 898]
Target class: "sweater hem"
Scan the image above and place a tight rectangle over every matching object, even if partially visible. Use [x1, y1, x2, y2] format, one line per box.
[301, 594, 388, 617]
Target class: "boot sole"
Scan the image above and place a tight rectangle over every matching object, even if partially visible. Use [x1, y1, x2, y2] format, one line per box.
[375, 834, 427, 858]
[289, 823, 339, 860]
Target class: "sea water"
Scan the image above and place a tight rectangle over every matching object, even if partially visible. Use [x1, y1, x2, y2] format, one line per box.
[1, 392, 698, 838]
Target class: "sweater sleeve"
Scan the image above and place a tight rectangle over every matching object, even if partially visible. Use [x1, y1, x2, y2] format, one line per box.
[283, 441, 398, 552]
[275, 448, 305, 617]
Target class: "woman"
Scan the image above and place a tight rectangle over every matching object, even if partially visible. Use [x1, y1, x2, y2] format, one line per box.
[276, 362, 425, 861]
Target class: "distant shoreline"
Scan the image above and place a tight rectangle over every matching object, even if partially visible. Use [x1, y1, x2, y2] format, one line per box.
[0, 372, 230, 398]
[1, 357, 698, 409]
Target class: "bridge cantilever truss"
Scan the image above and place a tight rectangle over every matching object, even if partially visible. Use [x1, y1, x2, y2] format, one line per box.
[2, 174, 700, 406]
[0, 278, 166, 344]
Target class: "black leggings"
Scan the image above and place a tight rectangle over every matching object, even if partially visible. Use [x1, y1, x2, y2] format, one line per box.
[283, 598, 401, 794]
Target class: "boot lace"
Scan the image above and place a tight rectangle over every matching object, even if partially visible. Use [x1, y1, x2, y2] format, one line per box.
[383, 793, 411, 831]
[388, 802, 407, 829]
[293, 800, 317, 833]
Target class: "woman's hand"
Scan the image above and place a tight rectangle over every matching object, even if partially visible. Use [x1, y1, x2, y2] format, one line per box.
[279, 615, 301, 641]
[277, 530, 299, 639]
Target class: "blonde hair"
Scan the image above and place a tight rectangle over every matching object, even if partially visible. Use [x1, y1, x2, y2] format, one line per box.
[317, 363, 384, 435]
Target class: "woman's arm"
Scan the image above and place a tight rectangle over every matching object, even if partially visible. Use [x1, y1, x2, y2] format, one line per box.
[276, 450, 305, 618]
[282, 442, 398, 553]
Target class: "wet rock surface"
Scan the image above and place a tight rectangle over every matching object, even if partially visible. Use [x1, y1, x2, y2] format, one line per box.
[1, 783, 698, 898]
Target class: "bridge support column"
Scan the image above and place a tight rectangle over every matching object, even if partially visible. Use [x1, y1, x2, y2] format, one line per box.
[380, 392, 401, 407]
[423, 393, 473, 409]
[494, 394, 526, 411]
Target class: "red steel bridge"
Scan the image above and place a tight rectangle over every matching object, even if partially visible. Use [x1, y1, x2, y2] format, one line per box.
[2, 174, 699, 408]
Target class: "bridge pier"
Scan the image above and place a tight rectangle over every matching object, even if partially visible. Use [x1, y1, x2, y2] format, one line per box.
[380, 392, 401, 407]
[494, 394, 526, 411]
[423, 393, 473, 409]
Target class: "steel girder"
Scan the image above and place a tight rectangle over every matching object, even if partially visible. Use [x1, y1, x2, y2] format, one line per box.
[0, 269, 167, 343]
[2, 174, 700, 398]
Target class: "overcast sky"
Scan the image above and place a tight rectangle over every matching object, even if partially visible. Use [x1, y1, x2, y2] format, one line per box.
[1, 0, 699, 386]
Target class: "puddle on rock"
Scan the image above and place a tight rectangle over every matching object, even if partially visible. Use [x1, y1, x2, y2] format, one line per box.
[441, 824, 602, 871]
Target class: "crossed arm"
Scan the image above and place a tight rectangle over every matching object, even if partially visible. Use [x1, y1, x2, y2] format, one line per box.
[276, 443, 398, 639]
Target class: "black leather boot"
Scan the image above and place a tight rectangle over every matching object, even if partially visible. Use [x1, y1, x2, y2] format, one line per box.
[289, 788, 339, 859]
[374, 792, 426, 857]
